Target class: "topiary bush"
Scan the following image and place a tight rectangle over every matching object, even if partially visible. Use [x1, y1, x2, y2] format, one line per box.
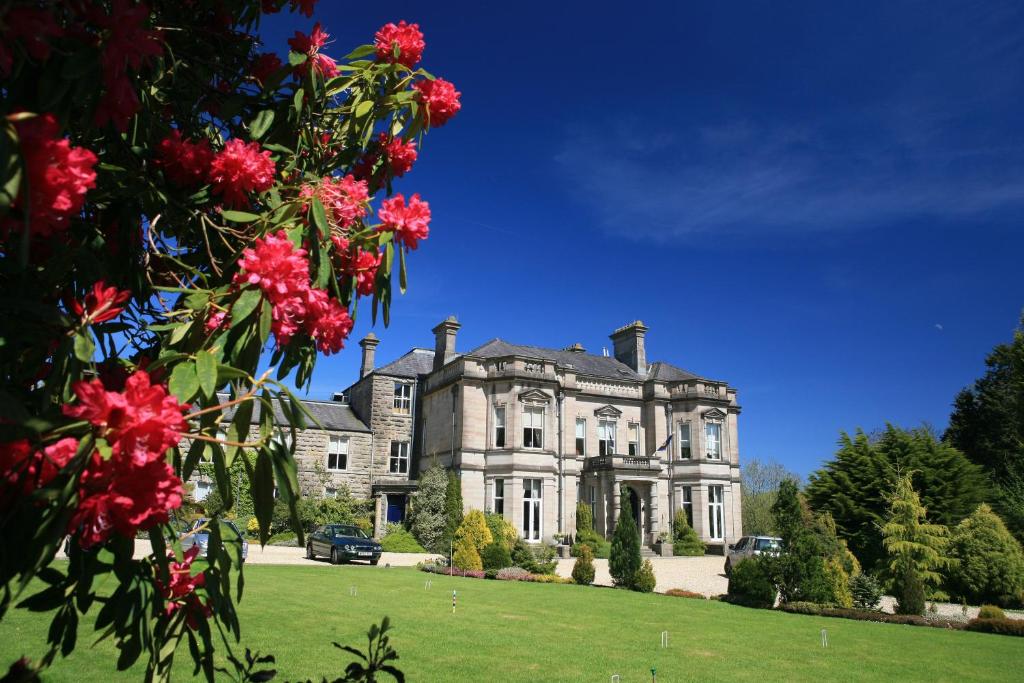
[380, 524, 426, 553]
[633, 559, 656, 593]
[849, 573, 883, 610]
[978, 604, 1007, 620]
[727, 557, 777, 608]
[672, 511, 706, 556]
[609, 494, 641, 588]
[481, 540, 513, 571]
[947, 504, 1024, 607]
[571, 544, 596, 585]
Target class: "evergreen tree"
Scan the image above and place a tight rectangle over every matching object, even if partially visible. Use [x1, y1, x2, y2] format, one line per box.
[609, 491, 641, 588]
[442, 470, 464, 552]
[806, 425, 986, 571]
[576, 501, 594, 537]
[456, 509, 493, 555]
[410, 466, 449, 553]
[452, 536, 482, 571]
[672, 511, 706, 556]
[771, 480, 832, 604]
[945, 316, 1024, 541]
[881, 474, 953, 614]
[571, 544, 596, 585]
[947, 503, 1024, 607]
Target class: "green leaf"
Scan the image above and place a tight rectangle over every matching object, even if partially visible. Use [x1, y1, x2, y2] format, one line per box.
[221, 210, 260, 223]
[252, 450, 275, 545]
[344, 44, 376, 60]
[309, 198, 329, 236]
[288, 51, 307, 67]
[258, 298, 272, 345]
[195, 350, 218, 399]
[169, 319, 193, 346]
[354, 100, 374, 119]
[168, 362, 199, 403]
[73, 331, 94, 362]
[398, 246, 408, 294]
[231, 288, 262, 324]
[293, 88, 304, 116]
[249, 110, 275, 140]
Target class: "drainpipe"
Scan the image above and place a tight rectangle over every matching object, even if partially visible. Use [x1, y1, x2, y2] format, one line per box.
[666, 402, 674, 532]
[557, 389, 565, 536]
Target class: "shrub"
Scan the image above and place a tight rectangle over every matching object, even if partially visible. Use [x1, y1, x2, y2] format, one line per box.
[527, 574, 572, 584]
[455, 509, 493, 554]
[572, 537, 611, 558]
[510, 536, 557, 575]
[609, 495, 641, 588]
[354, 517, 373, 536]
[411, 466, 449, 553]
[484, 569, 498, 580]
[481, 541, 513, 571]
[978, 604, 1007, 620]
[776, 604, 966, 630]
[496, 567, 531, 581]
[571, 544, 596, 585]
[576, 501, 594, 537]
[665, 589, 707, 600]
[965, 617, 1024, 637]
[484, 512, 517, 550]
[849, 573, 883, 610]
[782, 601, 823, 615]
[633, 559, 656, 593]
[672, 512, 706, 556]
[727, 556, 777, 608]
[823, 557, 853, 608]
[452, 536, 482, 571]
[380, 525, 426, 553]
[947, 504, 1024, 607]
[443, 471, 464, 550]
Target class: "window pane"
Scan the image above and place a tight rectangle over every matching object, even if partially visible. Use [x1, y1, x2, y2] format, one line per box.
[575, 419, 585, 439]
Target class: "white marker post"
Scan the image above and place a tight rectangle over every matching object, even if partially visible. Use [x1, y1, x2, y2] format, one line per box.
[349, 586, 358, 597]
[820, 628, 828, 647]
[660, 631, 669, 648]
[452, 589, 457, 614]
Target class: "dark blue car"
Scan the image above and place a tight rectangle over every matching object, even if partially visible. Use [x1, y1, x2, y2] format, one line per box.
[306, 524, 382, 565]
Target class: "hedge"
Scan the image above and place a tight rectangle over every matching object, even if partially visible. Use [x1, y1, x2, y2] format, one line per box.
[965, 618, 1024, 637]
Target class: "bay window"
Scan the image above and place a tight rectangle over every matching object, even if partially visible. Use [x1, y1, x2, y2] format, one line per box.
[523, 406, 543, 449]
[575, 418, 586, 456]
[494, 478, 505, 515]
[705, 422, 722, 459]
[598, 419, 616, 455]
[678, 423, 691, 459]
[494, 406, 506, 448]
[522, 479, 542, 541]
[708, 485, 724, 540]
[628, 423, 640, 456]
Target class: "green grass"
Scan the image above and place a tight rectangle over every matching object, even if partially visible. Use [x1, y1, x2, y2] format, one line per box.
[1, 565, 1017, 681]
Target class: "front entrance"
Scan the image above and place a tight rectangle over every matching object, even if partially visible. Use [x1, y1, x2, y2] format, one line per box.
[386, 494, 406, 524]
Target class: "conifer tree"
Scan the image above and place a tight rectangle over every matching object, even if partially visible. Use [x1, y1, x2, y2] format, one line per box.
[947, 503, 1024, 607]
[609, 490, 641, 588]
[881, 474, 953, 614]
[456, 509, 493, 555]
[410, 466, 449, 553]
[442, 470, 464, 552]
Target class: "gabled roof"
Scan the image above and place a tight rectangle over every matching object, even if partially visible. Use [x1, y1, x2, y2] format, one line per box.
[221, 396, 370, 433]
[372, 348, 435, 378]
[466, 339, 642, 381]
[647, 361, 701, 382]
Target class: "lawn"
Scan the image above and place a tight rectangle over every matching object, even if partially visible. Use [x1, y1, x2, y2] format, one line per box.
[1, 565, 1017, 682]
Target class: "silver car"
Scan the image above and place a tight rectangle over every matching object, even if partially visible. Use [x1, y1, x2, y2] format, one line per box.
[724, 535, 780, 576]
[180, 518, 249, 562]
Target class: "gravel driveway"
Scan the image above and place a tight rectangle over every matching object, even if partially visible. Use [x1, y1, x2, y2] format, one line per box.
[555, 555, 729, 596]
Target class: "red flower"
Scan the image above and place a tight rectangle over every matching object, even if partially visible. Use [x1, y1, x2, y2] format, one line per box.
[234, 231, 312, 345]
[378, 193, 431, 250]
[93, 0, 163, 131]
[63, 370, 190, 467]
[157, 131, 214, 187]
[414, 78, 461, 127]
[158, 546, 212, 628]
[332, 236, 381, 297]
[379, 134, 418, 177]
[288, 22, 338, 78]
[10, 114, 97, 238]
[303, 289, 353, 355]
[1, 438, 76, 506]
[208, 139, 276, 208]
[0, 6, 64, 76]
[375, 20, 425, 68]
[300, 174, 370, 232]
[251, 52, 283, 84]
[93, 71, 142, 132]
[66, 280, 132, 324]
[292, 0, 318, 17]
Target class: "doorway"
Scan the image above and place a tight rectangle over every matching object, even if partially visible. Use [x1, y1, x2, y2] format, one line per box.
[386, 494, 406, 524]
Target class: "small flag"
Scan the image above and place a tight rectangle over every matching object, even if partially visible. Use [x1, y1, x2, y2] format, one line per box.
[656, 434, 673, 452]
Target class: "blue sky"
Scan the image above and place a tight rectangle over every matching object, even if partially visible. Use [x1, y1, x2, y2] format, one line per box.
[261, 1, 1024, 478]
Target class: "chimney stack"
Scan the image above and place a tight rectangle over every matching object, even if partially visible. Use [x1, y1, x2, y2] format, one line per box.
[609, 320, 648, 376]
[358, 333, 379, 378]
[432, 316, 461, 371]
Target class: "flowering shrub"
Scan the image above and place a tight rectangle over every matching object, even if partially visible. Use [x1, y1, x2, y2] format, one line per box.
[0, 1, 459, 679]
[496, 567, 532, 581]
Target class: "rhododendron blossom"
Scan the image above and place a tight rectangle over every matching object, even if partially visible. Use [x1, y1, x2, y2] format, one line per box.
[288, 23, 339, 78]
[157, 131, 214, 187]
[332, 236, 381, 297]
[251, 52, 283, 84]
[378, 193, 432, 250]
[383, 135, 418, 177]
[0, 438, 77, 503]
[300, 175, 370, 232]
[234, 230, 313, 345]
[159, 546, 212, 629]
[374, 20, 425, 68]
[208, 139, 276, 207]
[303, 289, 353, 355]
[93, 0, 163, 130]
[413, 78, 461, 127]
[66, 280, 132, 324]
[9, 114, 97, 238]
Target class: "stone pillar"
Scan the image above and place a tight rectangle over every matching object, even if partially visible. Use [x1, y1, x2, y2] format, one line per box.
[611, 479, 620, 533]
[648, 481, 659, 544]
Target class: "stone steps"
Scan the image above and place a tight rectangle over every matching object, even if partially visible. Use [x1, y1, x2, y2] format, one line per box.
[640, 546, 657, 558]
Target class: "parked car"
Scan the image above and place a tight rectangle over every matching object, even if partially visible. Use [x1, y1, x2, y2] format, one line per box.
[724, 535, 781, 576]
[180, 518, 249, 562]
[306, 524, 382, 565]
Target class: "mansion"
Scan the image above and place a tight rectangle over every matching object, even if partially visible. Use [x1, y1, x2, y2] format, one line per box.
[200, 318, 744, 549]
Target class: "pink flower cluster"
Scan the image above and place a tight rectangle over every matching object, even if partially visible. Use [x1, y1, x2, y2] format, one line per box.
[208, 139, 276, 208]
[300, 175, 370, 232]
[9, 114, 97, 239]
[375, 20, 425, 68]
[288, 22, 338, 78]
[157, 131, 214, 187]
[378, 193, 431, 250]
[158, 546, 212, 629]
[93, 0, 164, 131]
[414, 78, 461, 127]
[59, 370, 189, 548]
[332, 236, 382, 297]
[233, 231, 353, 354]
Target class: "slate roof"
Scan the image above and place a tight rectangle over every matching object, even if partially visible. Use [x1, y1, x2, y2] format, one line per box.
[371, 348, 435, 378]
[220, 395, 370, 432]
[647, 361, 702, 382]
[465, 339, 643, 381]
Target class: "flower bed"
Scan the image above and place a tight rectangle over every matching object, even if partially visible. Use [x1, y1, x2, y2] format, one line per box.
[777, 603, 966, 630]
[418, 563, 571, 584]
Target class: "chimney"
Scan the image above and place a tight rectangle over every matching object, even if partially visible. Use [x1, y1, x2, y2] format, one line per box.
[609, 320, 648, 376]
[432, 315, 461, 371]
[358, 333, 379, 378]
